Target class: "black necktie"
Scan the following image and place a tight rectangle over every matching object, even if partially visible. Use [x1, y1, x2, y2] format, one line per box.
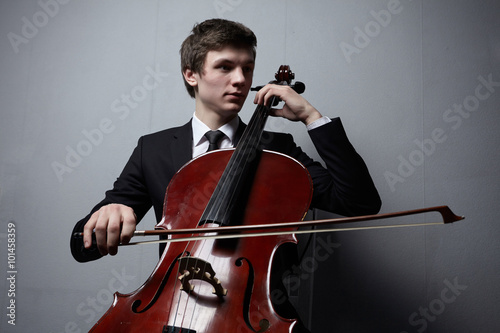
[204, 130, 225, 152]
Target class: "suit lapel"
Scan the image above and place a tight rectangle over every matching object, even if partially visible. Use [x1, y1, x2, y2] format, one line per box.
[170, 120, 193, 172]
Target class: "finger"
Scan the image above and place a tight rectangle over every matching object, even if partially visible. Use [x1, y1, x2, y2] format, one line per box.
[106, 210, 123, 256]
[253, 87, 267, 105]
[83, 212, 98, 249]
[268, 107, 284, 118]
[120, 210, 137, 245]
[94, 210, 110, 256]
[262, 86, 281, 107]
[254, 84, 278, 106]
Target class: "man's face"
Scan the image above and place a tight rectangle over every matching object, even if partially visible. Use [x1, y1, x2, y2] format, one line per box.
[188, 46, 255, 121]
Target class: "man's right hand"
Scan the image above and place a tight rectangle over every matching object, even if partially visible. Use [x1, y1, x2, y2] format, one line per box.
[83, 203, 137, 256]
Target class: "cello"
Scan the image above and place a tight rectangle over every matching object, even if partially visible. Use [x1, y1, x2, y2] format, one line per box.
[87, 65, 316, 332]
[82, 65, 463, 332]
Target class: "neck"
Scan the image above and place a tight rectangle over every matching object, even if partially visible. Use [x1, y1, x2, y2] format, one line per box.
[194, 109, 238, 130]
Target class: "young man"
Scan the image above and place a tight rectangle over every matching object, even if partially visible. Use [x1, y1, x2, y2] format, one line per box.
[71, 19, 381, 332]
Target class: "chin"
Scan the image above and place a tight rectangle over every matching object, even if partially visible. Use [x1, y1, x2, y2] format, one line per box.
[224, 104, 243, 114]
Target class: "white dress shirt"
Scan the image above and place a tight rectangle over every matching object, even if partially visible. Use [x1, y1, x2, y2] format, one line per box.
[192, 113, 239, 158]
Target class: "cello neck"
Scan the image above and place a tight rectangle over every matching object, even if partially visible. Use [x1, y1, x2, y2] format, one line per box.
[199, 103, 271, 226]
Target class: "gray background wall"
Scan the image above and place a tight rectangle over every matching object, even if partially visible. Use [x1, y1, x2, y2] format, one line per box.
[1, 0, 499, 332]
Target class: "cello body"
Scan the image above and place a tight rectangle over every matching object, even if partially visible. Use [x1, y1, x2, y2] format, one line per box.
[89, 149, 312, 332]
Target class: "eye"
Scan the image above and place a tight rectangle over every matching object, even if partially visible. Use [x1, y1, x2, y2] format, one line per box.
[243, 65, 254, 73]
[219, 65, 232, 71]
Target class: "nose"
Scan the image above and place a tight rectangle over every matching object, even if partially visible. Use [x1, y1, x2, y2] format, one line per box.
[231, 67, 246, 86]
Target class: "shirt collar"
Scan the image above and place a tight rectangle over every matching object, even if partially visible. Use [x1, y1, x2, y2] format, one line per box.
[192, 113, 239, 148]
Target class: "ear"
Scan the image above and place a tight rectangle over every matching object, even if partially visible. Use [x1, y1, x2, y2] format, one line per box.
[183, 67, 198, 88]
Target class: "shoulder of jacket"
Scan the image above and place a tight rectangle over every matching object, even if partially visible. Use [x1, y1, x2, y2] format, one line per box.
[140, 120, 191, 142]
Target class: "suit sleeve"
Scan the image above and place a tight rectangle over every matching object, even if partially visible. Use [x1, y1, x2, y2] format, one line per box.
[70, 137, 153, 262]
[275, 117, 381, 217]
[308, 117, 381, 216]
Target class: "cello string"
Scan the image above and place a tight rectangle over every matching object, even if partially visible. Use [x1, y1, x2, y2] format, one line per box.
[181, 102, 269, 330]
[168, 113, 265, 330]
[169, 218, 202, 330]
[183, 106, 271, 328]
[169, 93, 271, 330]
[174, 106, 268, 330]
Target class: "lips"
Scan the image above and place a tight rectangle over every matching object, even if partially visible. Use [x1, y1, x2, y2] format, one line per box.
[225, 92, 246, 103]
[226, 92, 245, 98]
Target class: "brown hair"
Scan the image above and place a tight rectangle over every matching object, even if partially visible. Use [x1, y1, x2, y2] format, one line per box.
[180, 19, 257, 98]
